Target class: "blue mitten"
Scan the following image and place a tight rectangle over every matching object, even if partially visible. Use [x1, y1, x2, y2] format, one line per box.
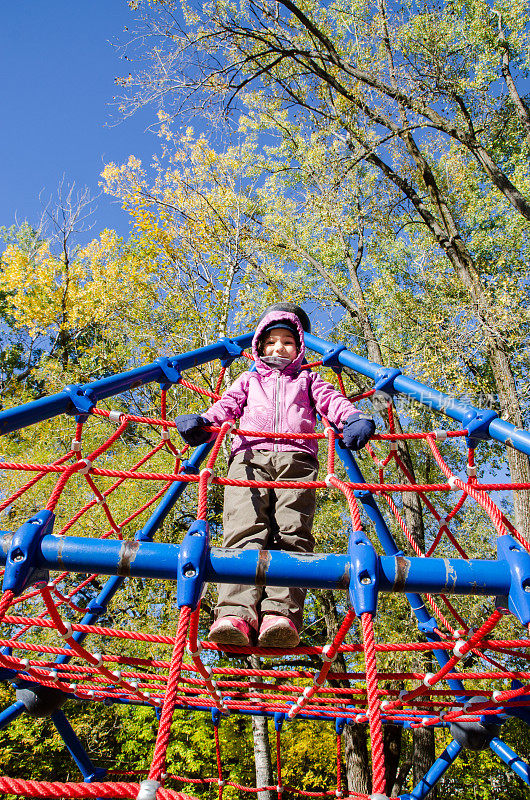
[174, 414, 212, 446]
[342, 414, 376, 451]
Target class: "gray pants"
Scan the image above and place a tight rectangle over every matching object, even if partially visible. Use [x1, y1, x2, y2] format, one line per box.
[215, 450, 319, 631]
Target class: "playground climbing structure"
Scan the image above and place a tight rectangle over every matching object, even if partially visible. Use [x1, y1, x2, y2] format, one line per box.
[0, 329, 529, 799]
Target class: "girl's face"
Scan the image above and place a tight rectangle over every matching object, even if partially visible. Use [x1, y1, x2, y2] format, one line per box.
[262, 327, 298, 361]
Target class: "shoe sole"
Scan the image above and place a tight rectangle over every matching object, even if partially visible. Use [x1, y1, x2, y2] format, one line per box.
[258, 628, 300, 648]
[208, 626, 250, 647]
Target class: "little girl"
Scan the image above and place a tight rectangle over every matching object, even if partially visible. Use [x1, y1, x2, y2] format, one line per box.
[175, 304, 375, 648]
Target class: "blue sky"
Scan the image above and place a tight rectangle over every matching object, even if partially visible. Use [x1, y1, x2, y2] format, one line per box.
[1, 1, 159, 242]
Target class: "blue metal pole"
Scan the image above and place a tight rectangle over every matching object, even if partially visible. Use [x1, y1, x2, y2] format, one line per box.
[0, 701, 25, 730]
[51, 709, 106, 781]
[333, 444, 464, 689]
[399, 739, 462, 799]
[0, 533, 512, 596]
[489, 737, 530, 784]
[0, 334, 253, 436]
[304, 332, 530, 457]
[54, 442, 214, 666]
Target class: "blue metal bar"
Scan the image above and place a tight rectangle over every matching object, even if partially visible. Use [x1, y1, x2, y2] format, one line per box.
[0, 532, 512, 596]
[334, 444, 464, 692]
[0, 334, 253, 436]
[0, 700, 25, 730]
[399, 739, 462, 799]
[304, 332, 530, 457]
[489, 736, 530, 784]
[51, 709, 106, 781]
[54, 442, 213, 666]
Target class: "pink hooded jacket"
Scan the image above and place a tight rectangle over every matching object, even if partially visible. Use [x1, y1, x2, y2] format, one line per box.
[202, 310, 361, 458]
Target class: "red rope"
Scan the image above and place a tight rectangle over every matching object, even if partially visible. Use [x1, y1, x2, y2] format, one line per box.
[360, 613, 385, 795]
[0, 778, 198, 798]
[148, 606, 192, 780]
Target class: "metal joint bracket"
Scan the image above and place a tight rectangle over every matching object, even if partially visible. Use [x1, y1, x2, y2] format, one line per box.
[322, 345, 347, 370]
[497, 535, 530, 625]
[2, 510, 54, 596]
[348, 530, 379, 615]
[155, 357, 182, 390]
[373, 367, 402, 397]
[418, 616, 438, 639]
[218, 337, 244, 367]
[63, 385, 96, 423]
[335, 717, 347, 735]
[462, 408, 498, 449]
[177, 520, 210, 609]
[274, 712, 285, 731]
[211, 707, 222, 726]
[86, 599, 105, 616]
[180, 460, 200, 475]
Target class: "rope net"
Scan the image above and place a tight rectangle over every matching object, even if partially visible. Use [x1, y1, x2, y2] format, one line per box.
[0, 348, 529, 799]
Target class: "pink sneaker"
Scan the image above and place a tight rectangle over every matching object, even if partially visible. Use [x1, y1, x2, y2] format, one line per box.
[258, 615, 300, 648]
[208, 616, 252, 647]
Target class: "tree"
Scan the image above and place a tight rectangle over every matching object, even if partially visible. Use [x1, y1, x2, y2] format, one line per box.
[119, 0, 530, 540]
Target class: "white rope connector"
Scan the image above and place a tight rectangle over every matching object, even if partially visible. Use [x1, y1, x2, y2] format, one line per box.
[71, 439, 82, 452]
[200, 467, 215, 485]
[389, 441, 398, 452]
[453, 639, 467, 658]
[322, 644, 336, 662]
[161, 429, 170, 441]
[324, 473, 338, 488]
[130, 680, 139, 690]
[447, 475, 459, 489]
[92, 653, 104, 668]
[492, 690, 503, 703]
[423, 673, 435, 687]
[355, 714, 365, 723]
[453, 629, 466, 639]
[154, 697, 162, 706]
[79, 459, 92, 475]
[467, 464, 477, 477]
[303, 687, 313, 699]
[276, 785, 283, 793]
[380, 700, 391, 711]
[87, 690, 95, 699]
[335, 790, 343, 797]
[49, 669, 59, 681]
[187, 643, 203, 658]
[399, 688, 409, 700]
[288, 703, 300, 718]
[421, 717, 430, 726]
[136, 779, 161, 800]
[95, 494, 106, 505]
[218, 780, 225, 787]
[112, 670, 122, 680]
[438, 517, 448, 530]
[20, 658, 30, 669]
[324, 426, 334, 440]
[60, 621, 74, 639]
[69, 683, 78, 692]
[434, 429, 448, 442]
[108, 410, 123, 423]
[313, 673, 326, 686]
